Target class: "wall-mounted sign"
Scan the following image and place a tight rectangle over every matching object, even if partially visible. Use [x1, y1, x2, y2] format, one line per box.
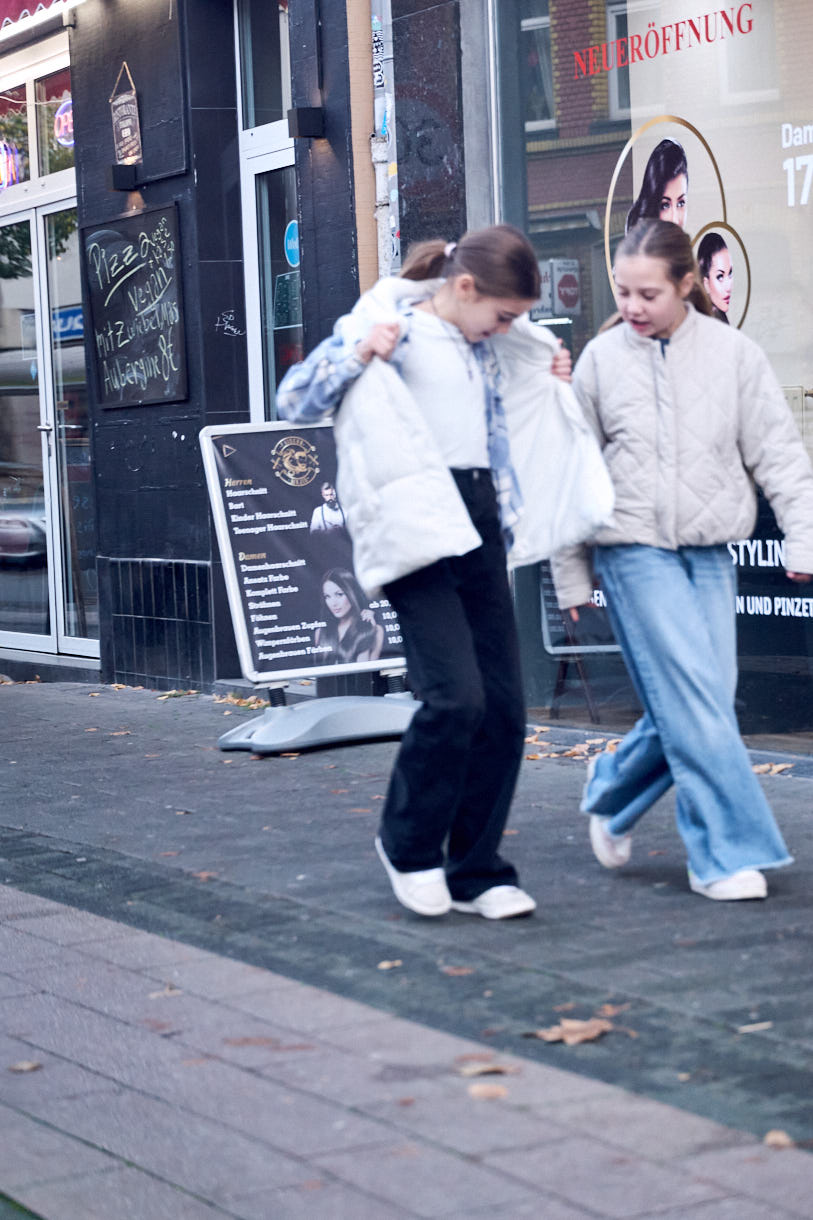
[82, 204, 187, 408]
[283, 218, 300, 267]
[110, 63, 142, 166]
[552, 259, 582, 315]
[54, 98, 74, 148]
[0, 140, 21, 191]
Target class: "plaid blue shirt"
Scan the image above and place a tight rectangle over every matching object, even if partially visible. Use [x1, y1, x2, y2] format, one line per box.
[276, 299, 523, 545]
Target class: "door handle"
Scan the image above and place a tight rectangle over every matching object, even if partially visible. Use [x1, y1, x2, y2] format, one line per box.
[37, 423, 53, 433]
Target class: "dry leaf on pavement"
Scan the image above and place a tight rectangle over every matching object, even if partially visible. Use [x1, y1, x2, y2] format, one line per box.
[458, 1063, 517, 1077]
[605, 738, 623, 752]
[527, 1017, 615, 1045]
[763, 1129, 795, 1148]
[440, 965, 475, 976]
[595, 1002, 631, 1018]
[752, 763, 771, 774]
[736, 1021, 773, 1033]
[770, 763, 793, 775]
[8, 1060, 42, 1073]
[468, 1082, 509, 1100]
[191, 870, 218, 882]
[148, 984, 183, 999]
[377, 959, 402, 970]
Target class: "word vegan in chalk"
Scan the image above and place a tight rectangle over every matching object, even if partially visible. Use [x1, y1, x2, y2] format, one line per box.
[82, 204, 187, 408]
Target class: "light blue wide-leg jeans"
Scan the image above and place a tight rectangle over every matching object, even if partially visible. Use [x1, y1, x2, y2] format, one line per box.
[584, 545, 792, 884]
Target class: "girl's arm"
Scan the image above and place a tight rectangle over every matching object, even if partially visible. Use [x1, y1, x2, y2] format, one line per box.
[276, 321, 400, 423]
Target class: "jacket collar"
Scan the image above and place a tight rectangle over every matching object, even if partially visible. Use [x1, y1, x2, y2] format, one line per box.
[622, 299, 699, 353]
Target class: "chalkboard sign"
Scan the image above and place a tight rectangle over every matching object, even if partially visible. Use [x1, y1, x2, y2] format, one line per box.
[200, 420, 406, 685]
[82, 204, 187, 408]
[540, 560, 620, 656]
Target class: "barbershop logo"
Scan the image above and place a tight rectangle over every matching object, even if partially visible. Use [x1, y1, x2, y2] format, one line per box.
[271, 435, 319, 487]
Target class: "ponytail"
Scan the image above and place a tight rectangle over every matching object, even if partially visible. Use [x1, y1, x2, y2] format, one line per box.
[401, 224, 541, 301]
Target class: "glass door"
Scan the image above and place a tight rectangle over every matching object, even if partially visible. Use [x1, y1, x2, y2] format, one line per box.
[0, 214, 50, 643]
[0, 199, 97, 656]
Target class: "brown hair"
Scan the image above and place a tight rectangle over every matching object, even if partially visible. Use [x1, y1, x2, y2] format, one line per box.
[400, 224, 541, 301]
[615, 219, 712, 316]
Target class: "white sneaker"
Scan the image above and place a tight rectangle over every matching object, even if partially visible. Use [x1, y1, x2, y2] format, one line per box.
[451, 885, 536, 920]
[580, 752, 600, 813]
[374, 837, 451, 916]
[688, 868, 767, 901]
[589, 815, 632, 869]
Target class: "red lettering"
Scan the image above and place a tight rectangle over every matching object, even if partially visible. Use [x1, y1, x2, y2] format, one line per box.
[601, 40, 614, 72]
[588, 44, 599, 75]
[720, 8, 736, 37]
[737, 2, 753, 34]
[704, 13, 717, 41]
[687, 18, 702, 46]
[630, 33, 643, 63]
[616, 36, 628, 69]
[661, 23, 673, 54]
[573, 48, 589, 79]
[674, 20, 686, 50]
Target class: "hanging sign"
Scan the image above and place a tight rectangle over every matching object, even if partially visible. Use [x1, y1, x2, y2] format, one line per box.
[109, 62, 142, 165]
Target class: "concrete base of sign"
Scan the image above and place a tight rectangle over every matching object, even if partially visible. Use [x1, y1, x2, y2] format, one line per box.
[217, 693, 419, 754]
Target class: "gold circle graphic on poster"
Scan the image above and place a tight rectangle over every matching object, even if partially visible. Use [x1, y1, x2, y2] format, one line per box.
[271, 435, 320, 487]
[603, 115, 749, 329]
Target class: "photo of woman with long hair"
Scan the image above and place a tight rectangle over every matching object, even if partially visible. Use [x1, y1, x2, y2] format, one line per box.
[314, 567, 384, 664]
[697, 231, 733, 323]
[626, 137, 688, 232]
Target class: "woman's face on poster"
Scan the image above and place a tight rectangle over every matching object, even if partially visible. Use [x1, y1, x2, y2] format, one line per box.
[659, 174, 688, 227]
[323, 580, 351, 619]
[703, 246, 733, 313]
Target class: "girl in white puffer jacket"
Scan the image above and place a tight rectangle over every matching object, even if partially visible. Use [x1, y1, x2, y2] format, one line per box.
[278, 225, 583, 921]
[555, 219, 813, 901]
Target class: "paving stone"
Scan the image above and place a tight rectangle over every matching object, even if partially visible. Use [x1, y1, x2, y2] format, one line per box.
[673, 1145, 813, 1216]
[0, 1104, 118, 1189]
[636, 1197, 805, 1219]
[36, 1089, 310, 1203]
[7, 909, 135, 947]
[442, 1198, 596, 1219]
[169, 1005, 324, 1070]
[13, 1165, 231, 1220]
[0, 973, 35, 1000]
[362, 1090, 570, 1157]
[486, 1135, 727, 1217]
[139, 953, 286, 999]
[224, 982, 395, 1034]
[315, 1140, 538, 1217]
[76, 929, 215, 971]
[231, 1179, 417, 1219]
[549, 1092, 757, 1161]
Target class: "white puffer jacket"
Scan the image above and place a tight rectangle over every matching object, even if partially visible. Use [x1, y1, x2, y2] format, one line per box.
[552, 305, 813, 608]
[332, 278, 614, 595]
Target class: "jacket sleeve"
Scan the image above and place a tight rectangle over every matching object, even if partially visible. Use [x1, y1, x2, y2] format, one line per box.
[550, 346, 606, 608]
[737, 343, 813, 575]
[276, 317, 368, 423]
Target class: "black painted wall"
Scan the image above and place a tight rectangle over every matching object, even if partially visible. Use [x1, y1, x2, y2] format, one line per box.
[71, 0, 248, 688]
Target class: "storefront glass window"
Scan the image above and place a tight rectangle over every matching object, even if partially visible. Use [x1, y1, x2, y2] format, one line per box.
[237, 0, 291, 129]
[36, 67, 74, 177]
[495, 0, 813, 739]
[255, 166, 303, 417]
[0, 85, 29, 191]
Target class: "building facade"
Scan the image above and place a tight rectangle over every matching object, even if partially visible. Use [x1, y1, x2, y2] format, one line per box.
[0, 0, 809, 738]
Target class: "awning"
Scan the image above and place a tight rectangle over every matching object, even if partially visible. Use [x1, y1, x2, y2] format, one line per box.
[0, 2, 65, 28]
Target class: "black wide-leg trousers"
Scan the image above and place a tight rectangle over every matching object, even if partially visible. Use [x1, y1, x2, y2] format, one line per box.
[379, 469, 527, 902]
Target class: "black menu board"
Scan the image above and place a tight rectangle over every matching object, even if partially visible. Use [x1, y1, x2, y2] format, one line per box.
[82, 204, 187, 408]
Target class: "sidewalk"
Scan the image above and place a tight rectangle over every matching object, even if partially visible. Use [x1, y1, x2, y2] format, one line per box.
[2, 884, 813, 1220]
[2, 680, 813, 1216]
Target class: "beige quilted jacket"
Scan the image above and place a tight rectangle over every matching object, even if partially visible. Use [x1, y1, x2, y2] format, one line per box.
[552, 304, 813, 608]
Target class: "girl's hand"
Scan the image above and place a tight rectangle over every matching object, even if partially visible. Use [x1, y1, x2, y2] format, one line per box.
[786, 571, 812, 583]
[361, 608, 375, 624]
[357, 322, 400, 364]
[551, 340, 572, 383]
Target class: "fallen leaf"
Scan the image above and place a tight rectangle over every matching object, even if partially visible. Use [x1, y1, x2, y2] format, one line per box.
[595, 1002, 631, 1018]
[763, 1129, 795, 1148]
[222, 759, 234, 764]
[468, 1082, 508, 1100]
[280, 752, 300, 758]
[148, 984, 183, 999]
[8, 1060, 42, 1073]
[372, 795, 385, 800]
[441, 965, 475, 976]
[562, 745, 590, 756]
[585, 737, 606, 745]
[159, 851, 179, 857]
[525, 753, 541, 761]
[250, 754, 265, 761]
[677, 1072, 691, 1082]
[84, 728, 98, 732]
[553, 1001, 577, 1013]
[605, 738, 623, 753]
[331, 789, 349, 795]
[648, 849, 666, 856]
[397, 1097, 416, 1106]
[175, 809, 193, 816]
[88, 692, 100, 697]
[530, 725, 551, 733]
[110, 683, 126, 689]
[191, 870, 218, 882]
[109, 730, 131, 737]
[454, 1053, 495, 1064]
[736, 1021, 773, 1034]
[377, 959, 402, 970]
[752, 763, 771, 774]
[458, 1063, 517, 1077]
[770, 763, 793, 775]
[527, 1017, 615, 1045]
[502, 828, 519, 836]
[349, 807, 372, 813]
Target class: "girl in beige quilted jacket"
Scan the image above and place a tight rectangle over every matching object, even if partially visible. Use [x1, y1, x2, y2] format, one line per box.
[555, 219, 813, 901]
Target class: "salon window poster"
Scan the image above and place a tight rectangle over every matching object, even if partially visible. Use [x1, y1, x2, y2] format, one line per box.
[200, 422, 405, 684]
[501, 0, 813, 730]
